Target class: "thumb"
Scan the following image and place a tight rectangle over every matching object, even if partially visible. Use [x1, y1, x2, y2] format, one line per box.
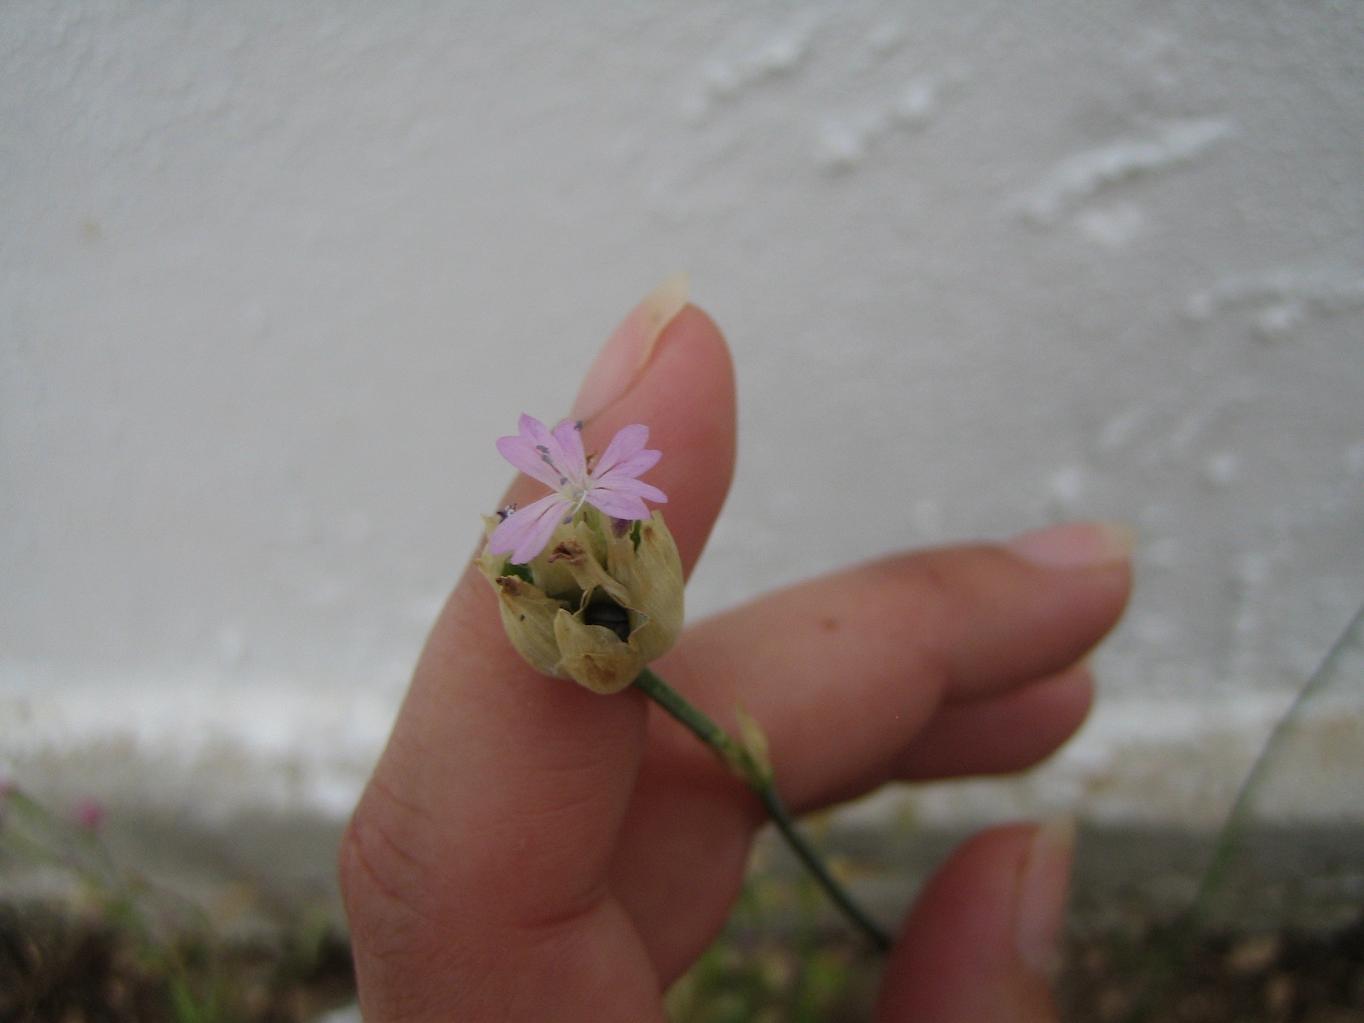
[341, 282, 735, 1010]
[876, 820, 1074, 1022]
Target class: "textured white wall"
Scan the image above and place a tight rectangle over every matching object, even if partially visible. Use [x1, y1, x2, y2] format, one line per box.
[3, 3, 1361, 831]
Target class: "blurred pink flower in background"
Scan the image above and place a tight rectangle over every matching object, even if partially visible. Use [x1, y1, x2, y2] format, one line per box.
[73, 797, 106, 833]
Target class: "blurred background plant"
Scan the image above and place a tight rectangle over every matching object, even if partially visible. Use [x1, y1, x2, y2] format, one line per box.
[2, 609, 1360, 1020]
[4, 619, 1363, 1023]
[0, 786, 351, 1022]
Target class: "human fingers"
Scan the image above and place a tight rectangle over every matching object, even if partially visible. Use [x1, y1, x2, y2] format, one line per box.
[609, 665, 1088, 984]
[605, 759, 757, 983]
[876, 821, 1072, 1022]
[607, 532, 1119, 978]
[895, 665, 1093, 782]
[655, 523, 1132, 810]
[340, 287, 736, 1020]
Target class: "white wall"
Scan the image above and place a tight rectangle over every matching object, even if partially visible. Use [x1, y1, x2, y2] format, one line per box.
[3, 3, 1361, 839]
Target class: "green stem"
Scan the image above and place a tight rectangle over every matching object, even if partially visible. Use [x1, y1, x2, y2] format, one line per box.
[633, 667, 892, 953]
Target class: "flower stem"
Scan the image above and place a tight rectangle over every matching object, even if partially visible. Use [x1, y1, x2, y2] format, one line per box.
[633, 667, 892, 953]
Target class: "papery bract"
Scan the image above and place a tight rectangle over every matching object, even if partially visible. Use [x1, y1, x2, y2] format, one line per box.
[478, 511, 684, 694]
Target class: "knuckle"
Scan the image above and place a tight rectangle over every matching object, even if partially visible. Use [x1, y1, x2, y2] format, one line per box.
[338, 789, 472, 1019]
[339, 784, 446, 956]
[873, 549, 968, 682]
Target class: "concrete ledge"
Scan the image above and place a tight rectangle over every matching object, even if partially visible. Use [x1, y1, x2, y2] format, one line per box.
[3, 682, 1359, 934]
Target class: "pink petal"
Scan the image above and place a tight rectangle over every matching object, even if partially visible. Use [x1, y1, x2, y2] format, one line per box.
[551, 419, 587, 478]
[518, 414, 580, 485]
[597, 447, 661, 482]
[74, 797, 105, 832]
[496, 434, 567, 490]
[598, 475, 667, 504]
[586, 489, 651, 520]
[488, 493, 570, 563]
[631, 481, 667, 504]
[593, 424, 649, 478]
[591, 473, 667, 512]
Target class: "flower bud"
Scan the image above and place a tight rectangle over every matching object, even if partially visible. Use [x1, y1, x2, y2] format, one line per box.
[478, 510, 684, 694]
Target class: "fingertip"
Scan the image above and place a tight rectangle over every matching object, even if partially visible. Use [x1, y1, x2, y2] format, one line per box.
[896, 665, 1096, 781]
[572, 274, 691, 423]
[1006, 521, 1136, 570]
[1003, 521, 1137, 661]
[876, 823, 1067, 1022]
[944, 533, 1133, 700]
[588, 302, 735, 575]
[641, 302, 736, 444]
[1014, 817, 1077, 979]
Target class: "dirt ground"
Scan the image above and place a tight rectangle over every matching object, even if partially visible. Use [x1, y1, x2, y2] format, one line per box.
[2, 901, 1361, 1022]
[4, 805, 1362, 1021]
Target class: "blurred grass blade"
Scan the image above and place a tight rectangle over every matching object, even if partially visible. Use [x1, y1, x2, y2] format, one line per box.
[1124, 601, 1364, 1021]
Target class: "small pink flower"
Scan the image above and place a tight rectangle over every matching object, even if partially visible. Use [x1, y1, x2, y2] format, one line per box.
[74, 797, 105, 833]
[489, 414, 667, 564]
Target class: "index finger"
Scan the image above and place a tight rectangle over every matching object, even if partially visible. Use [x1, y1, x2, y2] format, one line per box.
[341, 298, 735, 997]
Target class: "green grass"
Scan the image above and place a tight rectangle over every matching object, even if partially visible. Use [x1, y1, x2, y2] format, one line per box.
[665, 867, 881, 1022]
[5, 785, 1363, 1021]
[0, 784, 887, 1020]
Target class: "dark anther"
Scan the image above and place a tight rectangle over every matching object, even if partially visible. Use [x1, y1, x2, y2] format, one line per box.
[496, 503, 518, 521]
[583, 600, 631, 642]
[547, 540, 583, 564]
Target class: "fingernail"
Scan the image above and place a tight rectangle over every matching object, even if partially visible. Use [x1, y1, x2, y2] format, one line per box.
[571, 273, 690, 421]
[1007, 521, 1135, 569]
[1014, 816, 1076, 979]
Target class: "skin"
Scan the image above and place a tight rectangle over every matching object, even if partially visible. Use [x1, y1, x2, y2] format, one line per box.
[339, 306, 1133, 1021]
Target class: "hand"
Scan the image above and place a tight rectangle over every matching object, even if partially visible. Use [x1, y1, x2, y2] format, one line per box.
[339, 292, 1133, 1021]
